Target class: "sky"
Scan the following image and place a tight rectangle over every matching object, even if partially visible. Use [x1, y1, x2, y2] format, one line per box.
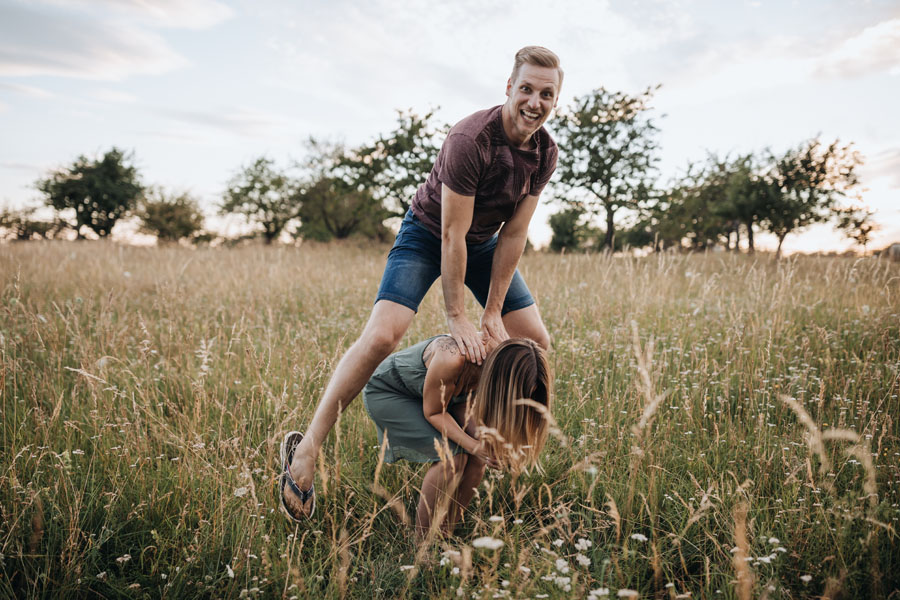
[1, 0, 898, 252]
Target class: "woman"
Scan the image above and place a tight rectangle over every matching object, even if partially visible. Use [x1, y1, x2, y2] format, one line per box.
[281, 335, 553, 537]
[280, 336, 553, 535]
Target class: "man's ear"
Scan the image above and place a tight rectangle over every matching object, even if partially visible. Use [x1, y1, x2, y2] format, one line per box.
[505, 78, 512, 97]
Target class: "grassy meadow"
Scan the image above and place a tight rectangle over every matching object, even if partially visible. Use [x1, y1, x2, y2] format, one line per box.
[1, 241, 899, 599]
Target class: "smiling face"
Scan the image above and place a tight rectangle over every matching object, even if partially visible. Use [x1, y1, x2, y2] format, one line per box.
[501, 63, 561, 149]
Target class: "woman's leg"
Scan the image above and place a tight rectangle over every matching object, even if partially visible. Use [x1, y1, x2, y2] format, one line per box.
[416, 453, 468, 539]
[445, 455, 487, 533]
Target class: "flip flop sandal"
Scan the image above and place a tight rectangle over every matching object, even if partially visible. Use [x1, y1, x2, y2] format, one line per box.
[279, 430, 315, 521]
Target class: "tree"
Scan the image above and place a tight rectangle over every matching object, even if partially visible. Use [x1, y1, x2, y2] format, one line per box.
[298, 176, 390, 242]
[548, 207, 588, 252]
[37, 148, 143, 238]
[720, 154, 774, 253]
[221, 157, 300, 244]
[138, 189, 205, 243]
[340, 109, 446, 217]
[0, 206, 68, 241]
[762, 138, 862, 258]
[554, 86, 661, 250]
[835, 205, 879, 253]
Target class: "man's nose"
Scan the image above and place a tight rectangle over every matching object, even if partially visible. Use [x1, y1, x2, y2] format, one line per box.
[527, 94, 540, 108]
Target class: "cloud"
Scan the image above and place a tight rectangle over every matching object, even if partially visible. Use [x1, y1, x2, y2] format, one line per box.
[0, 3, 188, 80]
[0, 81, 53, 98]
[816, 18, 900, 79]
[91, 89, 138, 104]
[862, 148, 900, 189]
[152, 106, 293, 138]
[30, 0, 234, 29]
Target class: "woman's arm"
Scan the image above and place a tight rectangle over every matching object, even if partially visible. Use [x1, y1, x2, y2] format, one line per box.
[422, 338, 481, 454]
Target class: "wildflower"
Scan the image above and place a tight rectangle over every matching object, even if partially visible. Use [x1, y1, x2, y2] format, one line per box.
[575, 553, 591, 567]
[234, 487, 249, 497]
[513, 519, 523, 524]
[473, 537, 504, 550]
[518, 565, 531, 575]
[96, 572, 107, 581]
[589, 588, 610, 598]
[116, 554, 131, 565]
[226, 564, 234, 578]
[767, 537, 780, 544]
[553, 575, 571, 591]
[400, 565, 415, 572]
[489, 515, 504, 523]
[575, 538, 592, 551]
[617, 590, 639, 598]
[800, 575, 812, 583]
[630, 533, 648, 542]
[554, 558, 569, 574]
[552, 538, 564, 547]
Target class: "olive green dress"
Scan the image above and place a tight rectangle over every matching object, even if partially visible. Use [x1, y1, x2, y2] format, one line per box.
[363, 335, 469, 464]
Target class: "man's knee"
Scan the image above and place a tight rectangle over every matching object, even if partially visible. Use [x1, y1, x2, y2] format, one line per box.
[361, 325, 404, 359]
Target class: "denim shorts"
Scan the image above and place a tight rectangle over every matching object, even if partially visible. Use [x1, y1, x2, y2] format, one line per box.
[375, 210, 535, 314]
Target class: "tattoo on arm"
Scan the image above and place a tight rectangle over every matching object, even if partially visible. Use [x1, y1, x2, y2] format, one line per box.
[424, 336, 460, 365]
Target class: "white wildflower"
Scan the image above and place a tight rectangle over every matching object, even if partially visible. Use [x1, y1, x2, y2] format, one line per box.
[473, 537, 504, 550]
[800, 575, 812, 583]
[575, 537, 592, 551]
[96, 572, 107, 581]
[513, 519, 523, 524]
[589, 588, 610, 598]
[116, 554, 131, 565]
[617, 590, 639, 598]
[226, 564, 234, 578]
[552, 538, 564, 547]
[518, 565, 531, 575]
[575, 552, 591, 566]
[400, 565, 416, 572]
[630, 533, 648, 542]
[233, 487, 249, 497]
[553, 575, 571, 591]
[489, 515, 504, 523]
[768, 537, 780, 544]
[554, 558, 569, 574]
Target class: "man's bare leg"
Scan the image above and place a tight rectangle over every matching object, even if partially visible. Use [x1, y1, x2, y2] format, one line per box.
[502, 304, 551, 350]
[284, 300, 416, 516]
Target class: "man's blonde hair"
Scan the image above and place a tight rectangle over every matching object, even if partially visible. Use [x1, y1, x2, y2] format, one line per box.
[510, 46, 564, 89]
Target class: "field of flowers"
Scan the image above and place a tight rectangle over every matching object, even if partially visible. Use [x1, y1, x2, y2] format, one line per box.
[1, 241, 898, 599]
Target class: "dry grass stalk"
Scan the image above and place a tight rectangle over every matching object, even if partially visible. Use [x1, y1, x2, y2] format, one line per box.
[731, 501, 754, 600]
[626, 320, 667, 515]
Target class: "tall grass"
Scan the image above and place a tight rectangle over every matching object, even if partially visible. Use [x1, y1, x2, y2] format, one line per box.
[1, 241, 898, 598]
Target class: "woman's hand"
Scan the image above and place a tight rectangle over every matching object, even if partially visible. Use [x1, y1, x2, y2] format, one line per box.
[471, 440, 501, 470]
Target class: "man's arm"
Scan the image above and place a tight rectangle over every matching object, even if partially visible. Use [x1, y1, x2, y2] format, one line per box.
[481, 193, 540, 344]
[441, 186, 486, 364]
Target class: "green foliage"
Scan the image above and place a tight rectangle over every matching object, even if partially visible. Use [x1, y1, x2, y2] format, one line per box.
[221, 157, 300, 244]
[762, 138, 863, 257]
[0, 206, 68, 241]
[340, 109, 446, 217]
[36, 147, 143, 238]
[554, 86, 661, 250]
[548, 207, 588, 252]
[138, 189, 205, 243]
[835, 205, 879, 252]
[297, 176, 390, 242]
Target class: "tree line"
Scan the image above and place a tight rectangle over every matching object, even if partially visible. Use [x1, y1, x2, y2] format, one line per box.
[0, 89, 878, 254]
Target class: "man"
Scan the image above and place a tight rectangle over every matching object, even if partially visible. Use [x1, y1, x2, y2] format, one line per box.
[280, 46, 563, 520]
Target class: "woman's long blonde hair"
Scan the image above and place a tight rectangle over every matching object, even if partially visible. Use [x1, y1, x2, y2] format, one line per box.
[473, 338, 553, 469]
